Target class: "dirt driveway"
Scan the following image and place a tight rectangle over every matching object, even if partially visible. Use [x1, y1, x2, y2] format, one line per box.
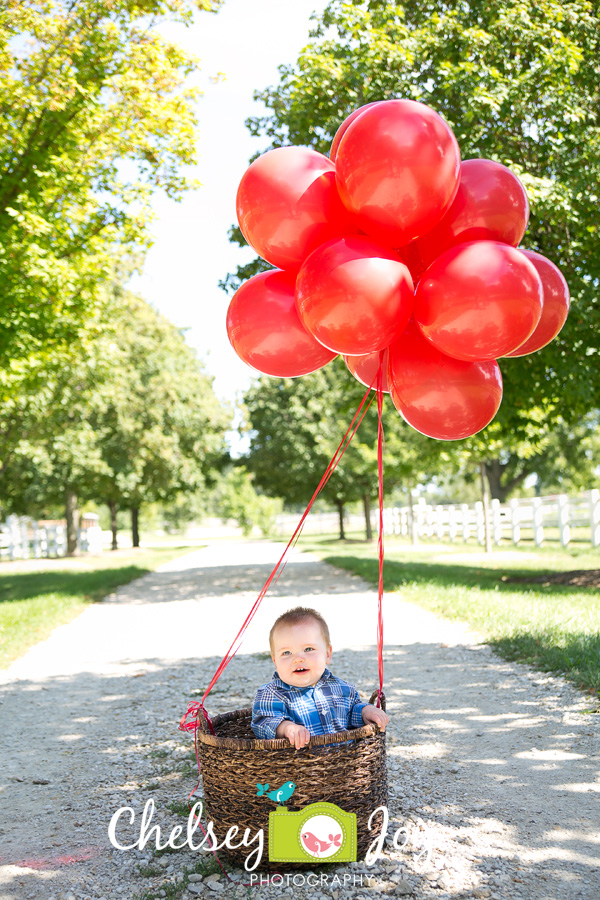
[0, 541, 598, 900]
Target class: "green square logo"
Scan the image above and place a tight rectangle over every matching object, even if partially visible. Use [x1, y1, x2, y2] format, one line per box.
[268, 801, 357, 863]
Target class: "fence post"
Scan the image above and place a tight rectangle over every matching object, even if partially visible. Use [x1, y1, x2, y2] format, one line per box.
[461, 503, 470, 542]
[382, 508, 389, 536]
[448, 505, 457, 542]
[491, 498, 502, 545]
[590, 489, 600, 548]
[7, 515, 19, 559]
[414, 498, 424, 540]
[479, 463, 492, 553]
[424, 501, 433, 537]
[57, 524, 66, 556]
[435, 505, 444, 539]
[475, 501, 485, 545]
[558, 494, 570, 548]
[510, 498, 520, 544]
[532, 498, 544, 547]
[20, 519, 30, 559]
[32, 523, 42, 558]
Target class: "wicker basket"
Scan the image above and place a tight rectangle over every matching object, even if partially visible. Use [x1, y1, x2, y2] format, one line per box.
[195, 691, 387, 867]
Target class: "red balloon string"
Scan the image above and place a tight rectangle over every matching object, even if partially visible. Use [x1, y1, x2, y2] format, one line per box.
[179, 367, 388, 885]
[182, 721, 253, 886]
[375, 350, 385, 707]
[182, 374, 379, 735]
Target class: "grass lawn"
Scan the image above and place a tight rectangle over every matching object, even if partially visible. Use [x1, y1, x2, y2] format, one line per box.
[0, 546, 194, 668]
[297, 534, 600, 696]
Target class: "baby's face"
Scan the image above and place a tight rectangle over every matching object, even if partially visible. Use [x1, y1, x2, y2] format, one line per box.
[271, 619, 332, 688]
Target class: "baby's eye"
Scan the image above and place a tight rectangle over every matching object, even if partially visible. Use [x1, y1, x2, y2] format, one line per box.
[304, 647, 315, 652]
[281, 650, 291, 656]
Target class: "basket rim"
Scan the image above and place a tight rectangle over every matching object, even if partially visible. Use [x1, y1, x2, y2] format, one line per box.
[196, 706, 383, 751]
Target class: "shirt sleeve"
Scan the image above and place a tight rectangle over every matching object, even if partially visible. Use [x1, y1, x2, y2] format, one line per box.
[251, 687, 290, 740]
[348, 685, 369, 729]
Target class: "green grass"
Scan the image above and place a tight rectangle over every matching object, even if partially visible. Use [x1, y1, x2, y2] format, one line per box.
[297, 535, 600, 695]
[0, 546, 193, 668]
[167, 799, 192, 817]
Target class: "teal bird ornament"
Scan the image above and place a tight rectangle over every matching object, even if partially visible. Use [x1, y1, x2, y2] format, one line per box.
[256, 781, 296, 804]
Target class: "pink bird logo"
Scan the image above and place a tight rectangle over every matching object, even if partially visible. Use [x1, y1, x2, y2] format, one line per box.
[301, 830, 342, 857]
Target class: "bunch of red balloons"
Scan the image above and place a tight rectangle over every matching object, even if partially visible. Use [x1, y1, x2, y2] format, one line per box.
[226, 99, 570, 440]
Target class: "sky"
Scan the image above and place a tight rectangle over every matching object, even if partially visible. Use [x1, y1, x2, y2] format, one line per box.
[129, 0, 330, 408]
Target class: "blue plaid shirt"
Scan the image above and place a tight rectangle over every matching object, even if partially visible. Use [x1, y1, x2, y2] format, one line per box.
[251, 667, 369, 739]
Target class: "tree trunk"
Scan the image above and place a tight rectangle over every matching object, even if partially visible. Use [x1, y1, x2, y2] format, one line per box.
[131, 506, 140, 548]
[484, 459, 506, 502]
[485, 458, 531, 502]
[408, 487, 418, 545]
[109, 500, 118, 551]
[362, 493, 373, 542]
[336, 499, 346, 541]
[65, 487, 79, 557]
[480, 462, 492, 554]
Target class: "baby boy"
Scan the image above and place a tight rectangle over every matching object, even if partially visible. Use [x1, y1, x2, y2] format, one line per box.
[251, 605, 389, 748]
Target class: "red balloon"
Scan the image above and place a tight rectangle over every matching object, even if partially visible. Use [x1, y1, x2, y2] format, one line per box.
[330, 102, 384, 162]
[411, 158, 530, 271]
[236, 146, 357, 271]
[335, 99, 461, 246]
[388, 322, 503, 440]
[393, 241, 426, 286]
[226, 269, 337, 377]
[504, 250, 570, 356]
[295, 235, 414, 356]
[414, 241, 543, 361]
[344, 349, 391, 393]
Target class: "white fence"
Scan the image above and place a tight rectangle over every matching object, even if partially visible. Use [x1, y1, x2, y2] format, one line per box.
[0, 514, 104, 560]
[382, 490, 600, 548]
[274, 510, 368, 536]
[274, 490, 600, 548]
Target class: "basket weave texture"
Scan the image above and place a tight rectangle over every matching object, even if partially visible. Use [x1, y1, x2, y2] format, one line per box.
[196, 691, 388, 865]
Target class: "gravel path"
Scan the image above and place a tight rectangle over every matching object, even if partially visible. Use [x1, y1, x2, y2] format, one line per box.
[0, 540, 598, 900]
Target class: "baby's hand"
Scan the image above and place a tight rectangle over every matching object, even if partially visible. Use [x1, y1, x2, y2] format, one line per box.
[361, 704, 390, 731]
[276, 720, 311, 749]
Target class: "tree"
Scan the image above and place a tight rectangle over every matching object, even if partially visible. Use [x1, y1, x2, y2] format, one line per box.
[225, 0, 600, 499]
[517, 413, 600, 496]
[0, 0, 220, 369]
[0, 322, 117, 550]
[212, 467, 283, 537]
[243, 357, 448, 540]
[0, 288, 230, 552]
[88, 290, 231, 548]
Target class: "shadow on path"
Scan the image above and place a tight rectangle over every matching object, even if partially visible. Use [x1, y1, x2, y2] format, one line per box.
[1, 643, 598, 899]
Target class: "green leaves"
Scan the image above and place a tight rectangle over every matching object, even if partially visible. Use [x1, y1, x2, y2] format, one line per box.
[0, 287, 231, 516]
[223, 0, 600, 500]
[243, 358, 445, 509]
[226, 0, 600, 498]
[0, 0, 212, 368]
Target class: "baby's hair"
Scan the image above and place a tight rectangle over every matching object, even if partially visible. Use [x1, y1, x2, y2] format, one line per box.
[269, 606, 331, 655]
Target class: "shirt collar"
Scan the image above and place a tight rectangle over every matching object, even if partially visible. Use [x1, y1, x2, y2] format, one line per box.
[273, 666, 332, 692]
